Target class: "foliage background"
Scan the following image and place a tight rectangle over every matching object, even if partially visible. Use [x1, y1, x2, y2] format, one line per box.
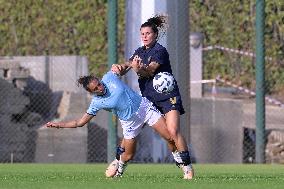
[0, 0, 283, 96]
[190, 0, 284, 98]
[0, 0, 125, 78]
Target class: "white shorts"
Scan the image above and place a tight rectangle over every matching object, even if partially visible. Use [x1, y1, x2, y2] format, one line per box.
[119, 97, 162, 139]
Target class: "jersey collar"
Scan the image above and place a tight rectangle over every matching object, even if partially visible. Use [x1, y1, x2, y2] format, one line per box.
[95, 82, 107, 97]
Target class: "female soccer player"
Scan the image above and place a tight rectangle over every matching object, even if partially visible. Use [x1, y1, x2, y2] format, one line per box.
[44, 70, 177, 177]
[111, 15, 194, 179]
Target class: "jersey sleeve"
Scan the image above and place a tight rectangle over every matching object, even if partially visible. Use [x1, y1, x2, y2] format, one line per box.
[128, 49, 140, 61]
[86, 100, 99, 116]
[150, 48, 169, 65]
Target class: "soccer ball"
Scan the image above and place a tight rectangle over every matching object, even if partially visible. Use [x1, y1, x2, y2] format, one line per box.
[105, 159, 119, 178]
[153, 72, 175, 93]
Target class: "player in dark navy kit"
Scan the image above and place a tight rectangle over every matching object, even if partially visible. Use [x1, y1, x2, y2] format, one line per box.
[112, 15, 194, 179]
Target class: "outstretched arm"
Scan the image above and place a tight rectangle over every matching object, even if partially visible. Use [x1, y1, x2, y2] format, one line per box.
[45, 113, 94, 129]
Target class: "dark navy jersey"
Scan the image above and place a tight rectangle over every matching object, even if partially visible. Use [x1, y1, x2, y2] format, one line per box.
[129, 42, 182, 102]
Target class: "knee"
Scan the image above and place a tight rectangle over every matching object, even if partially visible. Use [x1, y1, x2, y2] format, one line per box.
[167, 128, 179, 139]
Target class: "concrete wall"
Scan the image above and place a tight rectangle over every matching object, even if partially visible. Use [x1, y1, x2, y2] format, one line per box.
[10, 56, 88, 93]
[0, 56, 89, 163]
[35, 92, 89, 163]
[190, 98, 243, 163]
[0, 60, 43, 162]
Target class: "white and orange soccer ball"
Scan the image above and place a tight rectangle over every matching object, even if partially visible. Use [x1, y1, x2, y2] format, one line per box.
[105, 159, 119, 178]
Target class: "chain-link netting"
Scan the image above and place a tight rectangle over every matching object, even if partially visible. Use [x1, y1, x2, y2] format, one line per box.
[0, 56, 90, 163]
[1, 0, 284, 164]
[189, 0, 284, 164]
[190, 41, 284, 164]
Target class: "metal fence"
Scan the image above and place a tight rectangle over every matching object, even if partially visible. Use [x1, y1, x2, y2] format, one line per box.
[1, 0, 284, 164]
[189, 42, 284, 164]
[1, 49, 284, 164]
[0, 56, 90, 163]
[0, 56, 173, 164]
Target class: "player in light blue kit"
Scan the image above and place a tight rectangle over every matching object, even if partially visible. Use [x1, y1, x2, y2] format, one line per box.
[45, 71, 177, 177]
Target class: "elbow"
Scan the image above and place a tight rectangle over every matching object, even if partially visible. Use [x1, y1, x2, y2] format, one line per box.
[146, 69, 155, 77]
[75, 120, 86, 128]
[145, 66, 155, 77]
[149, 70, 155, 77]
[77, 122, 87, 128]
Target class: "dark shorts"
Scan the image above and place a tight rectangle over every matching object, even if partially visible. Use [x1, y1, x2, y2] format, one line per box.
[152, 96, 185, 115]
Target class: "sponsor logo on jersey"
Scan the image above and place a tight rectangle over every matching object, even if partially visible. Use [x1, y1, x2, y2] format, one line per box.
[170, 97, 177, 105]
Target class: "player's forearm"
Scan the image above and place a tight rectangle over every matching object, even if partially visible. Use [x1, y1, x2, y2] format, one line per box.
[45, 113, 93, 129]
[111, 61, 132, 76]
[120, 62, 132, 75]
[46, 120, 84, 129]
[137, 66, 155, 78]
[58, 120, 82, 128]
[133, 60, 159, 78]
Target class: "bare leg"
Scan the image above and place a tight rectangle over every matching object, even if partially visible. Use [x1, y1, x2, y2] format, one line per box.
[120, 138, 136, 162]
[115, 138, 136, 177]
[165, 110, 188, 151]
[165, 110, 194, 180]
[151, 116, 177, 152]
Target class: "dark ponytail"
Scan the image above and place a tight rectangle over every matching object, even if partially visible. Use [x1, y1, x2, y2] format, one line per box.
[141, 14, 168, 39]
[77, 75, 98, 92]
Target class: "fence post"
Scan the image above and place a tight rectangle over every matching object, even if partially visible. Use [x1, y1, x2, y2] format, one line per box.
[190, 32, 203, 98]
[255, 0, 266, 163]
[107, 0, 118, 163]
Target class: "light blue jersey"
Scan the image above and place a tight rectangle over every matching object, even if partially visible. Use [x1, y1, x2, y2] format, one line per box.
[87, 71, 142, 121]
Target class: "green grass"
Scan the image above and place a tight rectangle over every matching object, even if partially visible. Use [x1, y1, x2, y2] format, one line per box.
[0, 164, 283, 189]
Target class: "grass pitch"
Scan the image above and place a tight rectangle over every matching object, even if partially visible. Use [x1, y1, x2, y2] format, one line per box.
[0, 164, 283, 189]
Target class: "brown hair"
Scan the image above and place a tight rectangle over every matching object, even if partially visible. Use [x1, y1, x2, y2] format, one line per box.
[141, 14, 168, 40]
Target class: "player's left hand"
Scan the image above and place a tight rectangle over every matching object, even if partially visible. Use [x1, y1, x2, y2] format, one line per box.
[131, 55, 143, 72]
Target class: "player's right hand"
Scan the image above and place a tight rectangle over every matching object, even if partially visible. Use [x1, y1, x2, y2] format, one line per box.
[45, 122, 60, 129]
